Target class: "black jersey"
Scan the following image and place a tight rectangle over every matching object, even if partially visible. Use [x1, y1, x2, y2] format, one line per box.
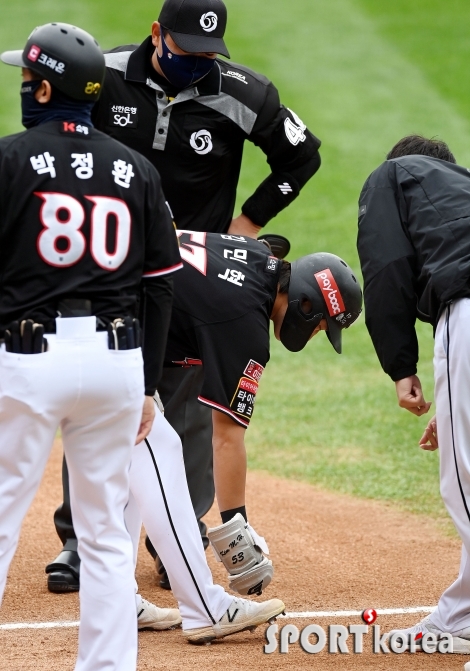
[357, 155, 470, 381]
[164, 231, 281, 427]
[92, 37, 321, 232]
[0, 120, 182, 331]
[0, 120, 182, 395]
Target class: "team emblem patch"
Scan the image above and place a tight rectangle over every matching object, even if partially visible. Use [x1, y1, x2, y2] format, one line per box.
[200, 12, 218, 32]
[230, 377, 259, 421]
[190, 130, 213, 155]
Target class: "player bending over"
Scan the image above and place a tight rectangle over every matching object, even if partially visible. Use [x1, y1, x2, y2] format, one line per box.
[142, 231, 362, 600]
[357, 134, 470, 652]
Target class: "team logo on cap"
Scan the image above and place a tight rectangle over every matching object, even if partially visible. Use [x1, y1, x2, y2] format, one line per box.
[190, 129, 213, 155]
[200, 11, 218, 32]
[314, 268, 346, 316]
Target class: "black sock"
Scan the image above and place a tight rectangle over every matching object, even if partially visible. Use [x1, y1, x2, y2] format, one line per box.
[220, 506, 247, 524]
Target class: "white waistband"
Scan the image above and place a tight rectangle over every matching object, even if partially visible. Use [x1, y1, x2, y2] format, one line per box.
[55, 316, 98, 339]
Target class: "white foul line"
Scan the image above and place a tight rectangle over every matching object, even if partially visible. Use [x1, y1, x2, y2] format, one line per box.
[281, 606, 436, 619]
[0, 620, 79, 630]
[0, 606, 436, 631]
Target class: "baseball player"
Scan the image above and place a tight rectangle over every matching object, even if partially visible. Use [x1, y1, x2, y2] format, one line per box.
[47, 0, 323, 592]
[0, 23, 183, 671]
[133, 231, 362, 600]
[357, 134, 470, 652]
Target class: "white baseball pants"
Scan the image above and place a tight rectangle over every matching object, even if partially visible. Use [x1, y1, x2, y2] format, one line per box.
[429, 299, 470, 632]
[126, 409, 233, 630]
[0, 317, 143, 671]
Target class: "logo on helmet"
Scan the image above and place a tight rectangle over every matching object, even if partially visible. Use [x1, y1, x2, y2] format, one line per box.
[27, 45, 41, 62]
[200, 12, 218, 32]
[85, 82, 101, 95]
[314, 269, 346, 316]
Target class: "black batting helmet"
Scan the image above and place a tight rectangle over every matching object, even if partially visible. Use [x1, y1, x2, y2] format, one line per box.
[280, 253, 362, 354]
[0, 23, 105, 102]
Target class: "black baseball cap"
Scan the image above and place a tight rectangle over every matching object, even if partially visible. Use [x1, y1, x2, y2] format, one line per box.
[158, 0, 230, 58]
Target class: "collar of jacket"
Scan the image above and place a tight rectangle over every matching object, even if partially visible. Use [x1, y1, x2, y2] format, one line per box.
[124, 36, 222, 96]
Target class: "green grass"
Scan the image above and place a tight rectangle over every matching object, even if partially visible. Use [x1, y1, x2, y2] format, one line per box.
[1, 0, 468, 525]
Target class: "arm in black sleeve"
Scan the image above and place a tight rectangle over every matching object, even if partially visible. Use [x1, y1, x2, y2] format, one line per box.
[140, 275, 174, 396]
[357, 162, 419, 381]
[364, 257, 419, 381]
[241, 82, 322, 227]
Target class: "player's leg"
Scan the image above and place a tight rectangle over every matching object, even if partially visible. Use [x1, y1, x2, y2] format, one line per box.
[61, 335, 143, 671]
[129, 411, 284, 643]
[147, 366, 214, 587]
[159, 366, 215, 542]
[428, 299, 470, 634]
[387, 299, 470, 650]
[124, 487, 182, 630]
[46, 456, 80, 592]
[189, 315, 273, 596]
[0, 349, 58, 601]
[129, 408, 232, 630]
[212, 408, 247, 512]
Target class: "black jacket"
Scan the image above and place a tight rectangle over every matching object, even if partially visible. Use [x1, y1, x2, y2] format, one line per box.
[357, 155, 470, 381]
[92, 37, 321, 232]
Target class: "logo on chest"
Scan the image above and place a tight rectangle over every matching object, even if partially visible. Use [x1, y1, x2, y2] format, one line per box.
[190, 129, 213, 155]
[109, 104, 139, 128]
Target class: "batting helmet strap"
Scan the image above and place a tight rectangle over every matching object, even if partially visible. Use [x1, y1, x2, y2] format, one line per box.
[280, 253, 362, 354]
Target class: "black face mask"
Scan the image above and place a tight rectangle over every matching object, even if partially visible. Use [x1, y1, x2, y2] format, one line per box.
[21, 80, 94, 129]
[156, 30, 215, 89]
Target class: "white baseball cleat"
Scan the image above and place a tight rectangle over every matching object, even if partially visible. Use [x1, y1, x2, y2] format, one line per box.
[387, 615, 470, 653]
[137, 597, 182, 630]
[183, 596, 285, 644]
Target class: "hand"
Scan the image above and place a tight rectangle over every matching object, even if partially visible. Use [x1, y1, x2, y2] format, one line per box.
[135, 395, 155, 444]
[227, 214, 261, 239]
[419, 415, 438, 451]
[395, 375, 432, 416]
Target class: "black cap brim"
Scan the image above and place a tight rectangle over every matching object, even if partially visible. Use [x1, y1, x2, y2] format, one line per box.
[169, 30, 230, 58]
[0, 50, 27, 67]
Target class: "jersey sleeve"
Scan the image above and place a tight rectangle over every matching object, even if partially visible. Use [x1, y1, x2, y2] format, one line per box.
[195, 311, 270, 427]
[357, 162, 419, 381]
[142, 164, 183, 278]
[241, 82, 322, 227]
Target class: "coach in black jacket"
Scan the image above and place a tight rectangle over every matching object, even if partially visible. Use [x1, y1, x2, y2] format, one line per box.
[357, 135, 470, 648]
[46, 0, 322, 592]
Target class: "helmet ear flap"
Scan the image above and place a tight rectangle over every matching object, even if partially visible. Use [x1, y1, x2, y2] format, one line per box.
[279, 299, 323, 352]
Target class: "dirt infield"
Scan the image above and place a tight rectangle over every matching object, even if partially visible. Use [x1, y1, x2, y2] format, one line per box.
[0, 439, 466, 670]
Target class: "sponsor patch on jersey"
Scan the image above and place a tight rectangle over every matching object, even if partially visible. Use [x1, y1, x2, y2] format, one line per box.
[243, 360, 264, 382]
[359, 204, 367, 216]
[109, 104, 139, 128]
[222, 70, 248, 85]
[314, 268, 346, 317]
[265, 256, 279, 273]
[230, 377, 259, 421]
[60, 121, 90, 136]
